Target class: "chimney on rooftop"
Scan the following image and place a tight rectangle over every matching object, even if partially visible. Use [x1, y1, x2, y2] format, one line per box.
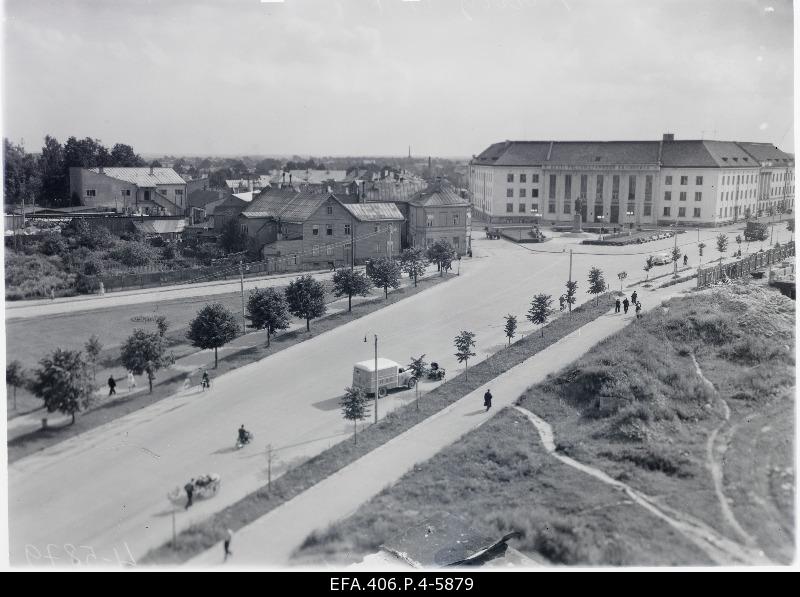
[662, 133, 675, 142]
[99, 165, 104, 175]
[150, 165, 154, 175]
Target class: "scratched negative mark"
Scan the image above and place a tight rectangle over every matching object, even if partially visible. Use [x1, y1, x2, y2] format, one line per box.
[118, 441, 161, 459]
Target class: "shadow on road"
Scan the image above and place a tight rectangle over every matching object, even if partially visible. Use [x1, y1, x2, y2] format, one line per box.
[211, 446, 240, 456]
[465, 409, 487, 417]
[311, 395, 344, 412]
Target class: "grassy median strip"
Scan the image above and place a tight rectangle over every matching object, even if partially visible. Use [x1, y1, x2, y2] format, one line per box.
[142, 293, 616, 565]
[7, 273, 453, 463]
[291, 284, 795, 566]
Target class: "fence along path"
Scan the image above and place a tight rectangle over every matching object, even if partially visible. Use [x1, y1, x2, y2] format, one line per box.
[696, 242, 794, 287]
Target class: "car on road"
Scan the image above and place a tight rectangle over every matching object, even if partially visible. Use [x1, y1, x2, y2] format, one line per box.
[651, 252, 672, 266]
[353, 358, 416, 397]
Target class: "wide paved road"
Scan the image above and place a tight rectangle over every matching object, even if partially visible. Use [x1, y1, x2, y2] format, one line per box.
[7, 223, 790, 567]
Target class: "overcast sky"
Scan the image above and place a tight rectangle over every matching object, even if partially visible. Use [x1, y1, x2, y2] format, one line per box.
[2, 0, 794, 157]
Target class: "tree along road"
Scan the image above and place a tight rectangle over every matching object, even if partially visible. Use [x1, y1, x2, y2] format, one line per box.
[8, 231, 737, 566]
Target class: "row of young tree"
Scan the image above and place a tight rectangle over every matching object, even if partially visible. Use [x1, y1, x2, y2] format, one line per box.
[7, 241, 457, 426]
[338, 267, 609, 444]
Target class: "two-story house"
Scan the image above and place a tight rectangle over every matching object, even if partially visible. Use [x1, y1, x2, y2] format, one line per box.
[69, 166, 187, 216]
[407, 183, 471, 255]
[242, 187, 403, 271]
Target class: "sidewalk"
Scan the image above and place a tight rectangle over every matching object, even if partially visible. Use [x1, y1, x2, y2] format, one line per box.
[7, 268, 441, 441]
[4, 267, 343, 321]
[187, 278, 699, 567]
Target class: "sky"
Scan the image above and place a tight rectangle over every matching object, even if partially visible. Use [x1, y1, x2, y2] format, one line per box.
[1, 0, 795, 157]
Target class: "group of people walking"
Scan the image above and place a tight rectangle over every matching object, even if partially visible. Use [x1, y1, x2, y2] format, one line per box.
[615, 290, 643, 319]
[107, 371, 138, 396]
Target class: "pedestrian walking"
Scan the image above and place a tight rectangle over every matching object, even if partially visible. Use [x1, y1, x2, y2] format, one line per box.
[484, 389, 493, 412]
[107, 375, 117, 396]
[635, 301, 642, 319]
[127, 371, 136, 392]
[184, 479, 195, 510]
[683, 254, 688, 266]
[201, 370, 210, 390]
[224, 528, 234, 561]
[623, 298, 630, 314]
[614, 298, 621, 313]
[50, 287, 55, 301]
[631, 291, 638, 305]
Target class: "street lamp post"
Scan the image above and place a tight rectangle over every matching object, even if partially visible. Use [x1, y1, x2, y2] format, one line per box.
[239, 260, 246, 334]
[365, 334, 379, 423]
[626, 209, 634, 236]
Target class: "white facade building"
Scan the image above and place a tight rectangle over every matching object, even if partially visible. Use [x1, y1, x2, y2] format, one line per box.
[469, 135, 794, 227]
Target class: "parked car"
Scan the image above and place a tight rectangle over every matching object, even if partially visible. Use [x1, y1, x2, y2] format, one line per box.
[651, 252, 671, 265]
[352, 358, 416, 397]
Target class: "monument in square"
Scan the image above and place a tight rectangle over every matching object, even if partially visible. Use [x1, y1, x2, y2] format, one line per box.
[572, 198, 583, 233]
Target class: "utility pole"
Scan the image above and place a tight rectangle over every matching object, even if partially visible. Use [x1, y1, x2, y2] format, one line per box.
[568, 249, 573, 314]
[239, 260, 246, 334]
[374, 334, 379, 424]
[266, 444, 273, 491]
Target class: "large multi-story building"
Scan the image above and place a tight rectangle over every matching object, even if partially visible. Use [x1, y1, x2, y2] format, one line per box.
[469, 135, 794, 227]
[69, 166, 188, 216]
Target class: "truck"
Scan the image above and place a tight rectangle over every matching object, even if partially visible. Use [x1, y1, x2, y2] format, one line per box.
[650, 252, 672, 266]
[352, 358, 417, 397]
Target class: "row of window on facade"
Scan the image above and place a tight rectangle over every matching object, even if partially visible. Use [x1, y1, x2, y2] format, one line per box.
[664, 175, 704, 186]
[312, 223, 352, 236]
[539, 174, 654, 202]
[424, 214, 461, 227]
[505, 171, 797, 186]
[504, 202, 654, 217]
[84, 189, 184, 205]
[663, 191, 703, 201]
[506, 173, 540, 183]
[663, 207, 702, 218]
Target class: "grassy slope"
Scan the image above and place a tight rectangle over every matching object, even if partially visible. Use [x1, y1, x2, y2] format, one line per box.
[293, 284, 795, 566]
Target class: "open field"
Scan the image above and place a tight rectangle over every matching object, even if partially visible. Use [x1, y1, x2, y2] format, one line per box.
[292, 283, 795, 566]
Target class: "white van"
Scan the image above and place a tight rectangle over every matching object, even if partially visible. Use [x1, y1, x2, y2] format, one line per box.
[352, 358, 417, 397]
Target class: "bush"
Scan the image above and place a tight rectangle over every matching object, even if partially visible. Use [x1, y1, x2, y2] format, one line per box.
[109, 241, 159, 267]
[63, 219, 116, 250]
[532, 521, 587, 564]
[4, 251, 76, 299]
[162, 244, 177, 260]
[39, 233, 68, 256]
[75, 273, 101, 294]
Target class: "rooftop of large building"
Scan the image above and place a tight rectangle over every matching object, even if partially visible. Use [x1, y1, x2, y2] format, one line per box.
[243, 187, 329, 222]
[88, 167, 186, 186]
[471, 137, 794, 169]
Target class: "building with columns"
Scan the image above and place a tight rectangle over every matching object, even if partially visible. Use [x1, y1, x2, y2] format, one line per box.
[469, 135, 794, 227]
